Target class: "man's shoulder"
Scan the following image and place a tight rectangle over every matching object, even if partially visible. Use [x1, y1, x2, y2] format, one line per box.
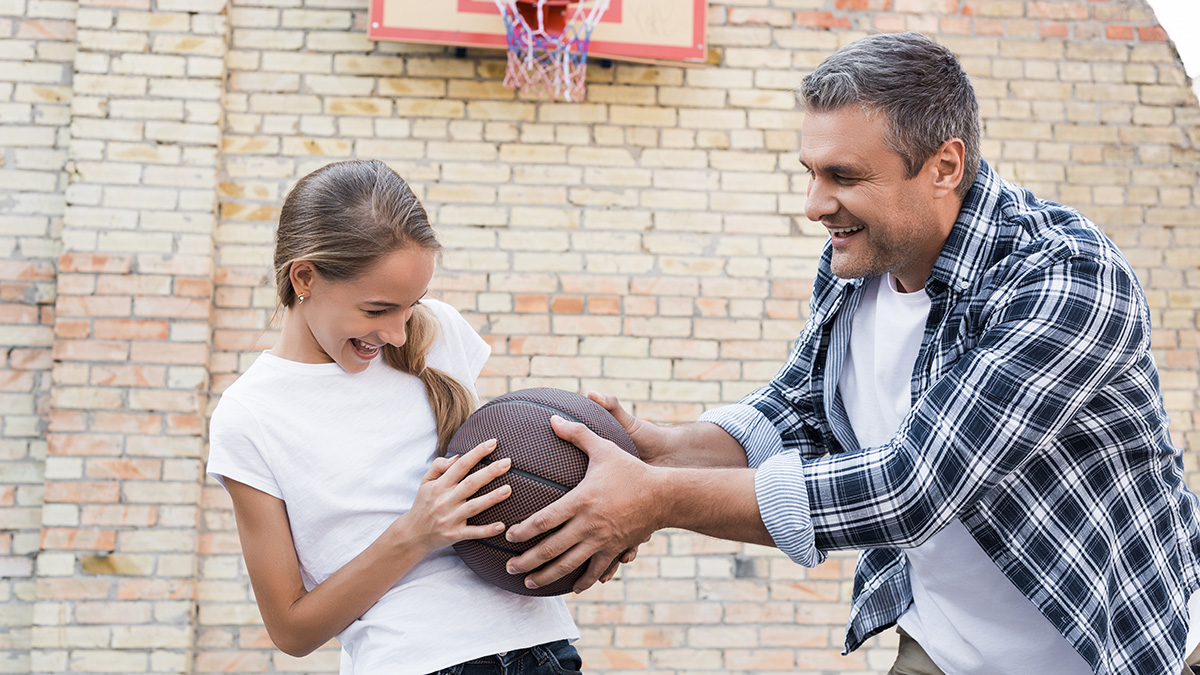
[986, 175, 1122, 268]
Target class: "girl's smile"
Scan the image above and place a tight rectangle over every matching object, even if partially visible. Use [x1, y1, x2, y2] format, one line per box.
[350, 338, 382, 361]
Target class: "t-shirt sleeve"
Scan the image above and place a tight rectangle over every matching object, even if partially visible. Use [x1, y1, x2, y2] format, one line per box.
[425, 299, 491, 393]
[206, 395, 283, 500]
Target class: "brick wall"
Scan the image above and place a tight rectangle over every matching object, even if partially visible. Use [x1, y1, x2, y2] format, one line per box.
[2, 0, 1198, 673]
[0, 0, 73, 670]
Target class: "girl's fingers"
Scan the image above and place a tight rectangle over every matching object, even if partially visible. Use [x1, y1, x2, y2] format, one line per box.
[454, 456, 511, 497]
[462, 482, 512, 518]
[460, 522, 507, 540]
[422, 455, 458, 481]
[440, 439, 497, 482]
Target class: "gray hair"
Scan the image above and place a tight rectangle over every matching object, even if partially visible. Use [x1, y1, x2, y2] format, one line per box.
[798, 32, 981, 198]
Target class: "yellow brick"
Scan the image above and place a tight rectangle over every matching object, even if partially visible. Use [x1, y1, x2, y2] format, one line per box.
[261, 51, 332, 73]
[394, 98, 465, 118]
[280, 137, 352, 157]
[115, 11, 190, 32]
[232, 28, 303, 51]
[248, 93, 321, 114]
[280, 8, 351, 29]
[610, 105, 677, 127]
[325, 97, 393, 116]
[76, 29, 149, 53]
[151, 34, 225, 57]
[379, 77, 446, 97]
[465, 101, 536, 122]
[73, 74, 146, 97]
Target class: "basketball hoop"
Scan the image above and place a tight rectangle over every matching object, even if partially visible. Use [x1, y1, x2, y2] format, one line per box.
[493, 0, 610, 102]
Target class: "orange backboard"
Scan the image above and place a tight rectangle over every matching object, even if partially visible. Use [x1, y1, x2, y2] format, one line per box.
[368, 0, 707, 64]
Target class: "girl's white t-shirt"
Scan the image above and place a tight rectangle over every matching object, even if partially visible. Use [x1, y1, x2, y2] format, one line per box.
[206, 299, 577, 675]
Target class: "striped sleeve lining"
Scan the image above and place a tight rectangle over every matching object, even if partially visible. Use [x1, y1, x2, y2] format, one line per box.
[700, 404, 824, 567]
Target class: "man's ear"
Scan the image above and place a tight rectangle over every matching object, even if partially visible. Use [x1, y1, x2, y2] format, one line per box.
[929, 137, 966, 199]
[290, 261, 317, 299]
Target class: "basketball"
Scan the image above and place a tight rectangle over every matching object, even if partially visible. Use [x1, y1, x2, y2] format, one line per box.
[445, 387, 638, 596]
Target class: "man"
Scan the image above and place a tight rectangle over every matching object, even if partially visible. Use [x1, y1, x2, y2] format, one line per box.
[504, 32, 1200, 675]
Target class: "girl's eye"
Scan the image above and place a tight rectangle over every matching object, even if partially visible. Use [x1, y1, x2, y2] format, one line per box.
[365, 309, 388, 318]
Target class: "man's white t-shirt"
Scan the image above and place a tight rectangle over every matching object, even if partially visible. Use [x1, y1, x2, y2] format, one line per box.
[207, 299, 577, 675]
[839, 274, 1095, 675]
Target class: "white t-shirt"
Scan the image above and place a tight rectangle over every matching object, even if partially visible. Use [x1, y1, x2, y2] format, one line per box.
[839, 274, 1094, 675]
[207, 299, 577, 675]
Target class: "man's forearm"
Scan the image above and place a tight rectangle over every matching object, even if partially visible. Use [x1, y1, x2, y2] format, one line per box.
[653, 465, 773, 546]
[654, 422, 751, 468]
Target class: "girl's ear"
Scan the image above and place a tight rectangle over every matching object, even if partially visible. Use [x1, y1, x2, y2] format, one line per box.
[290, 261, 317, 299]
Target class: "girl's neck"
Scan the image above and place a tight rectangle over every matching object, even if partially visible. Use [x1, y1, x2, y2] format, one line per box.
[271, 309, 331, 364]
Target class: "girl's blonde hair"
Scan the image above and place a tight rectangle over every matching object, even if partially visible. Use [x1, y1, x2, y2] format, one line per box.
[273, 159, 476, 454]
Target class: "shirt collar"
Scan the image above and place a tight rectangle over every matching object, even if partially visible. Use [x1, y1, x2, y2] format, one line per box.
[927, 160, 1006, 295]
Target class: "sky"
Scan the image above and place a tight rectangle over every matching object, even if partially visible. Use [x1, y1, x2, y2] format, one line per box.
[1145, 0, 1199, 86]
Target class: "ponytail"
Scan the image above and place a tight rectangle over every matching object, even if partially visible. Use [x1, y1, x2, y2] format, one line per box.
[383, 304, 477, 456]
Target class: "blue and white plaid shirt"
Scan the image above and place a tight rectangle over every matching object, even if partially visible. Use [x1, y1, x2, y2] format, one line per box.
[700, 162, 1200, 675]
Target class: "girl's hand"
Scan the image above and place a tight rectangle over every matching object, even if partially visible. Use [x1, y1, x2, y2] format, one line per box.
[402, 438, 513, 554]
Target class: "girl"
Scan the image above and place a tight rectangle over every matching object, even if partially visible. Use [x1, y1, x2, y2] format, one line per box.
[206, 159, 582, 674]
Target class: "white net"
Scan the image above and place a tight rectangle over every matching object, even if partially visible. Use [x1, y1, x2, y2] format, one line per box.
[493, 0, 610, 102]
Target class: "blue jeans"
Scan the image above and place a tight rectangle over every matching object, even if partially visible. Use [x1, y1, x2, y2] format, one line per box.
[430, 640, 582, 675]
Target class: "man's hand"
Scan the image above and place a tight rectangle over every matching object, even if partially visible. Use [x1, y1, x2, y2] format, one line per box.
[505, 414, 663, 593]
[587, 391, 677, 465]
[589, 390, 752, 469]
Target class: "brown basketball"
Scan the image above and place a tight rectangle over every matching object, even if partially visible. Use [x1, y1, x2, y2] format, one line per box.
[446, 387, 638, 596]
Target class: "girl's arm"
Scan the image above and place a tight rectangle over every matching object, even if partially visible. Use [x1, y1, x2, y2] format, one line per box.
[226, 439, 511, 657]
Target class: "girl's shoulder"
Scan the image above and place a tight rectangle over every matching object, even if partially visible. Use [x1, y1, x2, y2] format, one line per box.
[422, 298, 483, 347]
[420, 298, 490, 383]
[420, 297, 466, 327]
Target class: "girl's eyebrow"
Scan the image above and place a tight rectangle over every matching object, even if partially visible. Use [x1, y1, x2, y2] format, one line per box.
[362, 290, 427, 308]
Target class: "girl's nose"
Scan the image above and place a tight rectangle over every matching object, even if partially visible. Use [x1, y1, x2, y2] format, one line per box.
[377, 316, 407, 348]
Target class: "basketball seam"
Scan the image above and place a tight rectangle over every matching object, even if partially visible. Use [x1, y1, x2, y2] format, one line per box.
[468, 536, 523, 557]
[479, 461, 570, 492]
[487, 398, 584, 425]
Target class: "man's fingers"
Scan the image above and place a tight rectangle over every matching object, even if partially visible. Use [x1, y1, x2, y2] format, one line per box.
[505, 493, 573, 546]
[572, 552, 619, 593]
[587, 391, 638, 434]
[518, 540, 597, 591]
[549, 415, 614, 457]
[598, 556, 622, 584]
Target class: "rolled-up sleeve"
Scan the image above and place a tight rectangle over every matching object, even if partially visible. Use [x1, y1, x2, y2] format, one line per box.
[700, 404, 825, 567]
[698, 403, 783, 468]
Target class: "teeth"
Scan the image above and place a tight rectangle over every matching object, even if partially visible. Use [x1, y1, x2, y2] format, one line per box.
[353, 339, 379, 353]
[828, 225, 864, 234]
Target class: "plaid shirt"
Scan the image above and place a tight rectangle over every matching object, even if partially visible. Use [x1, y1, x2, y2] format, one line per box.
[700, 162, 1200, 674]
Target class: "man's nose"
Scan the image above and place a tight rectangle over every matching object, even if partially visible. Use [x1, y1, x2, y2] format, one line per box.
[804, 175, 838, 224]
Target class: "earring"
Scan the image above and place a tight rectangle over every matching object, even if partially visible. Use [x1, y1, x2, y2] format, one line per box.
[297, 294, 305, 305]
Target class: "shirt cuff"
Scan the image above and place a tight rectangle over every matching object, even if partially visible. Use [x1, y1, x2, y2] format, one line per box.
[697, 403, 784, 468]
[755, 452, 825, 567]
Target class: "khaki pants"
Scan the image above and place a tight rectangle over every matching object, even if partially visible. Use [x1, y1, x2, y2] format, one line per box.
[886, 627, 1200, 675]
